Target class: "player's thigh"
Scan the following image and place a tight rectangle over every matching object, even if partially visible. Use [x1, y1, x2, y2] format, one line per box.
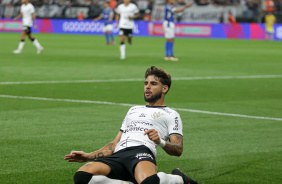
[134, 161, 157, 184]
[77, 161, 111, 176]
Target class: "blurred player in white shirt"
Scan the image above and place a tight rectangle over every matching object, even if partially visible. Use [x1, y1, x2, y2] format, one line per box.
[13, 0, 43, 54]
[115, 0, 139, 60]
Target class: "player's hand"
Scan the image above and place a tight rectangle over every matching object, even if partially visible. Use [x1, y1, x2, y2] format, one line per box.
[33, 24, 37, 29]
[185, 1, 194, 8]
[144, 129, 161, 144]
[128, 16, 134, 20]
[64, 151, 89, 162]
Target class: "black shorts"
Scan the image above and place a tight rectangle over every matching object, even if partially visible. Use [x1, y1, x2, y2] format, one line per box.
[23, 26, 32, 34]
[91, 145, 156, 183]
[119, 28, 133, 37]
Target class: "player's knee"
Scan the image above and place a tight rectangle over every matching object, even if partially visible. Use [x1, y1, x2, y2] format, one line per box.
[141, 174, 160, 184]
[73, 171, 93, 184]
[29, 36, 35, 42]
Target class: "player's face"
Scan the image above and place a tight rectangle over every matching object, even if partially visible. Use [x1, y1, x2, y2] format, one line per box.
[168, 0, 175, 5]
[144, 75, 165, 103]
[104, 2, 109, 8]
[22, 0, 28, 3]
[123, 0, 131, 4]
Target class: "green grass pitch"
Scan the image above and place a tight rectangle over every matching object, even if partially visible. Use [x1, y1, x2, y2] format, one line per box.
[0, 32, 282, 183]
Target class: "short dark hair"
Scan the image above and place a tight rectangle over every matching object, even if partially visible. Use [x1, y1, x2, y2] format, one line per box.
[145, 66, 171, 93]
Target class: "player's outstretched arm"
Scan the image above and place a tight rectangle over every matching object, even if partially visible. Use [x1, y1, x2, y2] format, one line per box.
[145, 129, 183, 157]
[162, 134, 183, 157]
[65, 131, 122, 162]
[31, 13, 37, 29]
[93, 15, 103, 22]
[174, 1, 194, 13]
[128, 12, 140, 20]
[115, 13, 120, 27]
[14, 12, 22, 21]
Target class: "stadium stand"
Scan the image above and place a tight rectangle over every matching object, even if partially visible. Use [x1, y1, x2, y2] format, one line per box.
[0, 0, 281, 23]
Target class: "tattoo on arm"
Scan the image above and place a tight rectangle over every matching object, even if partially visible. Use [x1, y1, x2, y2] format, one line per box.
[89, 142, 115, 160]
[163, 134, 183, 156]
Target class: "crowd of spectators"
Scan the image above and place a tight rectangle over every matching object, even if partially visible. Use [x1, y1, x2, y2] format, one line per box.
[0, 0, 281, 21]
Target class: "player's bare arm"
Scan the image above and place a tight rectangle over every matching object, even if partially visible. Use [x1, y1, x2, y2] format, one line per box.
[93, 14, 103, 21]
[115, 13, 120, 27]
[144, 129, 183, 157]
[109, 12, 114, 22]
[14, 12, 22, 20]
[31, 13, 37, 29]
[65, 131, 122, 162]
[163, 134, 183, 157]
[128, 12, 140, 20]
[174, 2, 193, 13]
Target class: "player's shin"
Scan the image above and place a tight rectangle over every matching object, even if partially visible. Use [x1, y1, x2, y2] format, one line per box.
[32, 39, 42, 49]
[120, 42, 126, 59]
[88, 175, 133, 184]
[106, 34, 110, 44]
[18, 40, 25, 50]
[157, 172, 183, 184]
[165, 41, 170, 57]
[169, 42, 174, 57]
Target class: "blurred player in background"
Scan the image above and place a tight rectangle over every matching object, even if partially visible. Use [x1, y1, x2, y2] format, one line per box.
[265, 11, 276, 40]
[93, 1, 115, 45]
[163, 0, 193, 61]
[115, 0, 139, 60]
[13, 0, 43, 54]
[65, 66, 198, 184]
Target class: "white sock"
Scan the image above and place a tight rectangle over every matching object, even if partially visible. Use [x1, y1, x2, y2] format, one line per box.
[120, 44, 126, 58]
[32, 39, 42, 49]
[88, 175, 133, 184]
[157, 172, 184, 184]
[17, 41, 25, 50]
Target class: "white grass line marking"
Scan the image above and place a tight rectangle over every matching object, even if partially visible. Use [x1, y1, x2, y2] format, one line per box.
[1, 94, 281, 121]
[0, 75, 282, 85]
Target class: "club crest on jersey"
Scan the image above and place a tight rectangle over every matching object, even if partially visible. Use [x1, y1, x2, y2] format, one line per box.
[151, 112, 163, 120]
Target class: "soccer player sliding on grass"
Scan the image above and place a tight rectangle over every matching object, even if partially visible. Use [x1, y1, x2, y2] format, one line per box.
[65, 66, 198, 184]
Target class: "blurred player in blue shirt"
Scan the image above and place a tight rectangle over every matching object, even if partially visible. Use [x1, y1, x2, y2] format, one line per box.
[163, 0, 193, 61]
[93, 1, 115, 45]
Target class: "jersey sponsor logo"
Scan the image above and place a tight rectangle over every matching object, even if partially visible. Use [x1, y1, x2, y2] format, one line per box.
[160, 108, 172, 114]
[135, 153, 154, 160]
[139, 113, 146, 117]
[173, 117, 179, 130]
[124, 121, 152, 133]
[131, 106, 145, 111]
[151, 112, 163, 120]
[129, 112, 138, 115]
[123, 127, 148, 133]
[130, 121, 153, 127]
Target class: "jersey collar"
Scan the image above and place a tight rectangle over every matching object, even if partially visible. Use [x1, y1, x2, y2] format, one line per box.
[146, 105, 167, 108]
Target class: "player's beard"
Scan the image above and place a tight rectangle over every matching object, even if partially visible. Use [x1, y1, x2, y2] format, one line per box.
[144, 89, 162, 103]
